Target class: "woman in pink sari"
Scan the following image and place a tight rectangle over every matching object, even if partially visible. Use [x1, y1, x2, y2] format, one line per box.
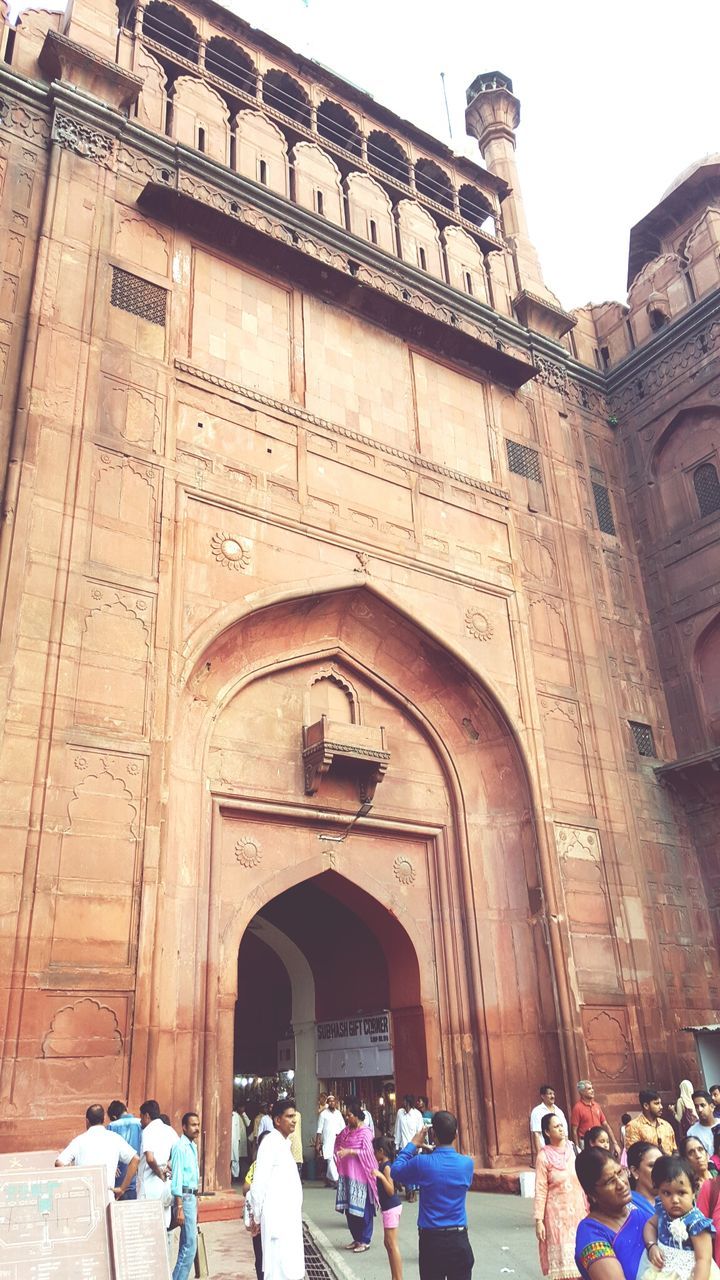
[535, 1112, 587, 1279]
[334, 1098, 380, 1253]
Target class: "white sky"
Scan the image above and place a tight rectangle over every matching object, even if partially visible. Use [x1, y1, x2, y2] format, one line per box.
[217, 0, 720, 310]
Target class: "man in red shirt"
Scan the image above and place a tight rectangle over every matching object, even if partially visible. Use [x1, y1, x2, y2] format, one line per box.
[570, 1081, 620, 1155]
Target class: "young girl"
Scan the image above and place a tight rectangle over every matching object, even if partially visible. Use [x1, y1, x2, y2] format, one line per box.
[643, 1154, 716, 1280]
[586, 1126, 611, 1152]
[373, 1136, 402, 1280]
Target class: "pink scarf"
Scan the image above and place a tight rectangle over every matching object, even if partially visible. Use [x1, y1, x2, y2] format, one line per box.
[543, 1142, 573, 1170]
[335, 1124, 379, 1204]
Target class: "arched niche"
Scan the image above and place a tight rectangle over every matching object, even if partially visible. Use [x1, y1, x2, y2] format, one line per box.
[396, 199, 443, 279]
[171, 75, 229, 163]
[153, 586, 564, 1188]
[291, 142, 344, 227]
[443, 225, 488, 302]
[345, 172, 395, 253]
[8, 7, 60, 79]
[233, 110, 289, 197]
[684, 208, 720, 301]
[305, 667, 359, 724]
[133, 43, 166, 132]
[695, 613, 720, 745]
[651, 405, 720, 533]
[627, 252, 690, 345]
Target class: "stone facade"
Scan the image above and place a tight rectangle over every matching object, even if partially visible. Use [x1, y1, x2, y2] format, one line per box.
[0, 0, 718, 1182]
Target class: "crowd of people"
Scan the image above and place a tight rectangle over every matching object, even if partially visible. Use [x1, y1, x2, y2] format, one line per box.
[54, 1099, 200, 1280]
[51, 1077, 720, 1280]
[530, 1078, 720, 1280]
[242, 1091, 474, 1280]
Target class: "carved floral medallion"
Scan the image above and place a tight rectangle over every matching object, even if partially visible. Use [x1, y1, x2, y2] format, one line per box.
[235, 837, 262, 868]
[211, 532, 251, 571]
[464, 607, 494, 642]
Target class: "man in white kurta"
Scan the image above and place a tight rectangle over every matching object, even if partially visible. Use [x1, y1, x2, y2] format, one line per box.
[137, 1100, 177, 1227]
[247, 1100, 304, 1280]
[394, 1095, 424, 1200]
[231, 1107, 249, 1179]
[315, 1095, 345, 1186]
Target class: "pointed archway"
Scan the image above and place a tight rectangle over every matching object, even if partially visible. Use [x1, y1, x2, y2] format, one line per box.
[149, 585, 568, 1188]
[233, 872, 427, 1163]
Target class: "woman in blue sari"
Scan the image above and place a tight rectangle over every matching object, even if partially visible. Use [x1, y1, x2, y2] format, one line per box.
[575, 1148, 648, 1280]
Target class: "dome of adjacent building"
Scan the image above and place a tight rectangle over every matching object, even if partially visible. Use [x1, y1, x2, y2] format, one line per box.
[660, 153, 720, 201]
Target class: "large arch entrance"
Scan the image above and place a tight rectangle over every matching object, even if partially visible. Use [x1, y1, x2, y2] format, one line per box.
[233, 873, 427, 1167]
[155, 585, 568, 1189]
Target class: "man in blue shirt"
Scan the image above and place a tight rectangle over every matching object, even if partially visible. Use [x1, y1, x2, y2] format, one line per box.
[391, 1109, 474, 1280]
[107, 1100, 143, 1200]
[171, 1111, 201, 1280]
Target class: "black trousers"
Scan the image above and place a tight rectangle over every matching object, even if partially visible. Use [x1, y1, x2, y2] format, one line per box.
[252, 1232, 263, 1280]
[418, 1230, 474, 1280]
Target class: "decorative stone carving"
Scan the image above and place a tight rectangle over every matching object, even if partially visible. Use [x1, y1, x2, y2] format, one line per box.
[235, 837, 262, 868]
[210, 531, 251, 571]
[66, 766, 138, 839]
[534, 356, 569, 394]
[42, 998, 123, 1058]
[89, 449, 160, 579]
[465, 607, 493, 641]
[555, 826, 597, 858]
[75, 583, 152, 735]
[534, 354, 607, 415]
[0, 93, 50, 142]
[393, 855, 415, 885]
[52, 111, 116, 168]
[582, 1007, 632, 1080]
[610, 317, 720, 416]
[302, 715, 390, 805]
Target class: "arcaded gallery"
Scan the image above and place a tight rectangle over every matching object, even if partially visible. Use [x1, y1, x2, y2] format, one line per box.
[0, 0, 719, 1187]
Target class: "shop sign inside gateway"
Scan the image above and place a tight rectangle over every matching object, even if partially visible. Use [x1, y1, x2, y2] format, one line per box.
[316, 1010, 393, 1077]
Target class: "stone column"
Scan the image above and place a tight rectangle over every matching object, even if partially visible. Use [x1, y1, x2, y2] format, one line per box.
[465, 70, 572, 333]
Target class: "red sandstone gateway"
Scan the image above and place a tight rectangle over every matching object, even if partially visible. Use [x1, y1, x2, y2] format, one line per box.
[0, 0, 718, 1191]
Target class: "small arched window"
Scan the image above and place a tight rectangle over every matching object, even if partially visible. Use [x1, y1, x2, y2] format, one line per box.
[458, 182, 493, 230]
[367, 130, 410, 186]
[143, 0, 199, 63]
[694, 462, 720, 518]
[205, 37, 257, 95]
[414, 158, 454, 212]
[262, 70, 312, 128]
[317, 99, 361, 157]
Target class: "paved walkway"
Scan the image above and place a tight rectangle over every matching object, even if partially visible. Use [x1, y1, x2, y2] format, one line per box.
[198, 1183, 540, 1280]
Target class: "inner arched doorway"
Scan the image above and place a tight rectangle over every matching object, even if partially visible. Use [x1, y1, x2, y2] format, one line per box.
[233, 872, 427, 1162]
[166, 586, 566, 1189]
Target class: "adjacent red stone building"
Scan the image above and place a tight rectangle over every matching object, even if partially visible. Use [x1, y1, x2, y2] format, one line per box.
[0, 0, 718, 1185]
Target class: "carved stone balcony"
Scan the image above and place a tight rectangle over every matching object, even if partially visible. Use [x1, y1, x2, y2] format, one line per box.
[302, 716, 390, 804]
